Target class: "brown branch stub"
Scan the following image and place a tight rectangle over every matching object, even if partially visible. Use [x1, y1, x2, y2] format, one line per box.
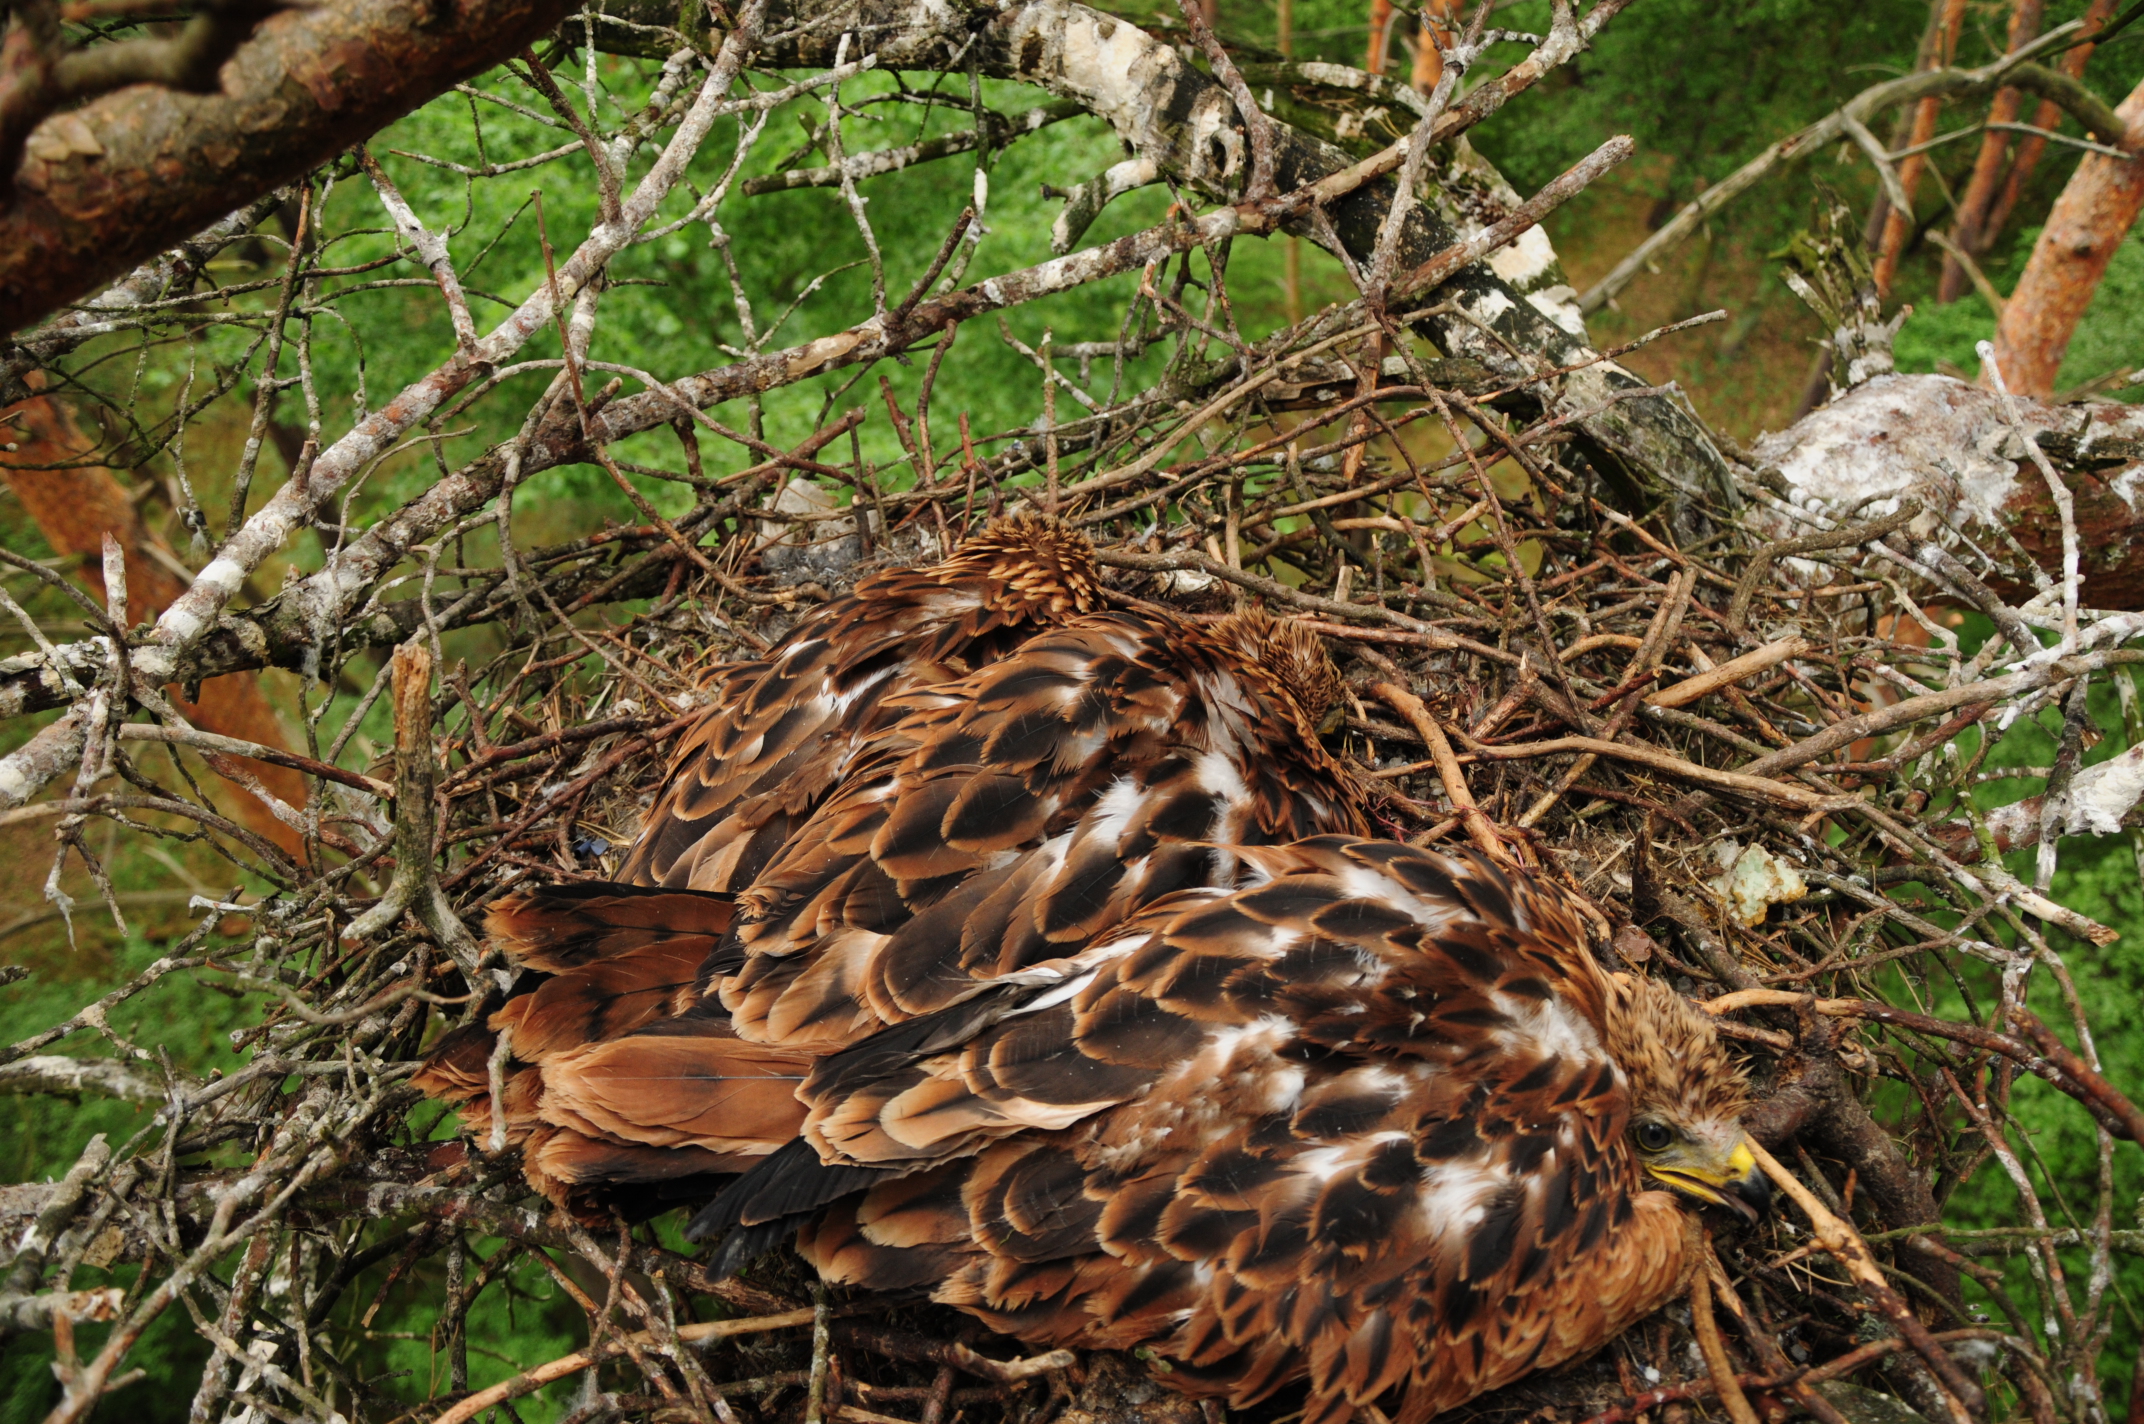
[1, 0, 579, 333]
[342, 640, 482, 979]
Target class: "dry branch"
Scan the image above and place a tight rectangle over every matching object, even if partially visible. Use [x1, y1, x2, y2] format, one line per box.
[1579, 18, 2115, 315]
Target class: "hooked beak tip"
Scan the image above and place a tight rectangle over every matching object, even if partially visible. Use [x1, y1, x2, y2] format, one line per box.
[1654, 1138, 1772, 1225]
[1711, 1139, 1773, 1224]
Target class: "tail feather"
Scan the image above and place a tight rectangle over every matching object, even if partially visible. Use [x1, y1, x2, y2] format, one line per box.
[704, 1213, 813, 1278]
[801, 1191, 974, 1291]
[490, 939, 705, 1063]
[523, 1125, 756, 1226]
[686, 1136, 897, 1238]
[486, 883, 735, 974]
[410, 1020, 496, 1103]
[539, 1019, 815, 1153]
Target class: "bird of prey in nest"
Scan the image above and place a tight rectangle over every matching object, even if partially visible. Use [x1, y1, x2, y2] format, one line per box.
[415, 526, 1768, 1424]
[418, 521, 1374, 1210]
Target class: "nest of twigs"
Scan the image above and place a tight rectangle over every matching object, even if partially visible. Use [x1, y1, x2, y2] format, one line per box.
[3, 305, 2139, 1424]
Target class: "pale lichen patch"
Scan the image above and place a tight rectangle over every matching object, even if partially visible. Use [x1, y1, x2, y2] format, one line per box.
[1749, 374, 2025, 532]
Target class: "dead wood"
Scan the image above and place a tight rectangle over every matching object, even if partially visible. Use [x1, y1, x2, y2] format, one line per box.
[0, 0, 576, 330]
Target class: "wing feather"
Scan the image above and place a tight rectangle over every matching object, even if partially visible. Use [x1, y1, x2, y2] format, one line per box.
[622, 517, 1102, 891]
[789, 844, 1693, 1424]
[715, 612, 1371, 1052]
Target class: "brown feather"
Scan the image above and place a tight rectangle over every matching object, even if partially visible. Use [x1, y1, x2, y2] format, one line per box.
[622, 517, 1102, 892]
[716, 609, 1371, 1052]
[777, 843, 1747, 1424]
[406, 528, 1763, 1424]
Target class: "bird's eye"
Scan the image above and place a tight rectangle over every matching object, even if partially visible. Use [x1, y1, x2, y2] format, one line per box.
[1634, 1121, 1673, 1153]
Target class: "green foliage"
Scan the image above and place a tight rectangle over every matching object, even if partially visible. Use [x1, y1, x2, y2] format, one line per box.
[1889, 221, 2144, 392]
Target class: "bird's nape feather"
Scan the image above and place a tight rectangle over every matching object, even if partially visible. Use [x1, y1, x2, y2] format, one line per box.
[618, 515, 1104, 893]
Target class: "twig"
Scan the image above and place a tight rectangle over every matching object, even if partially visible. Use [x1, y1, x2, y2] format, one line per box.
[339, 642, 482, 978]
[1370, 681, 1505, 858]
[432, 1307, 821, 1424]
[1748, 1138, 1986, 1424]
[1690, 1243, 1763, 1424]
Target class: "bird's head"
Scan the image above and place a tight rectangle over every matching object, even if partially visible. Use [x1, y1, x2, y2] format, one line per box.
[1605, 972, 1772, 1224]
[1211, 610, 1346, 733]
[953, 515, 1103, 614]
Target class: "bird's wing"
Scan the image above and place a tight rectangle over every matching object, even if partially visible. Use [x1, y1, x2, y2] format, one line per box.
[778, 841, 1684, 1424]
[621, 531, 1099, 893]
[718, 614, 1372, 1051]
[619, 584, 988, 893]
[537, 1010, 816, 1156]
[411, 882, 778, 1219]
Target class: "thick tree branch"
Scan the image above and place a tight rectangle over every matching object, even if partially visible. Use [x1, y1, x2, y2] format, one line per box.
[1748, 372, 2144, 609]
[0, 0, 579, 332]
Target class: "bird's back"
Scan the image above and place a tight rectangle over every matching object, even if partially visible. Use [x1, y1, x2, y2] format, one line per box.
[718, 840, 1692, 1424]
[621, 515, 1103, 893]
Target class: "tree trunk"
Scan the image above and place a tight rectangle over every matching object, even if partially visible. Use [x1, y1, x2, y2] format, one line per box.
[1987, 73, 2144, 398]
[1408, 0, 1461, 93]
[1937, 0, 2043, 304]
[1873, 0, 1967, 297]
[0, 0, 574, 333]
[1980, 0, 2118, 266]
[1751, 371, 2144, 608]
[1365, 0, 1396, 75]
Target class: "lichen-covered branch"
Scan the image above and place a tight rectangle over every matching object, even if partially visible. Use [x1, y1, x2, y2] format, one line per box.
[586, 0, 1735, 520]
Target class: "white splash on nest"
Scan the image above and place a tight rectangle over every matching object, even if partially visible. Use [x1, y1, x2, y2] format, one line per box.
[1748, 374, 2025, 532]
[1709, 841, 1808, 928]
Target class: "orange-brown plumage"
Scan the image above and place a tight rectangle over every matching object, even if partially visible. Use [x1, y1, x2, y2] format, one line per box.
[423, 525, 1376, 1217]
[713, 604, 1372, 1050]
[620, 516, 1104, 894]
[412, 525, 1766, 1422]
[752, 841, 1765, 1424]
[423, 837, 1763, 1421]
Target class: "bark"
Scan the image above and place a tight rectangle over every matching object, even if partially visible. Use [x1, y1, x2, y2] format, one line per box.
[1982, 0, 2118, 257]
[1936, 0, 2043, 304]
[1366, 0, 1396, 76]
[1909, 739, 2144, 865]
[1749, 372, 2144, 609]
[0, 0, 282, 195]
[0, 0, 575, 333]
[1987, 73, 2144, 399]
[1873, 0, 1966, 298]
[0, 193, 281, 406]
[0, 1055, 164, 1103]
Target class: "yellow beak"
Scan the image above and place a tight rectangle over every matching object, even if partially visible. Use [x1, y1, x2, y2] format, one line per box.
[1647, 1137, 1772, 1224]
